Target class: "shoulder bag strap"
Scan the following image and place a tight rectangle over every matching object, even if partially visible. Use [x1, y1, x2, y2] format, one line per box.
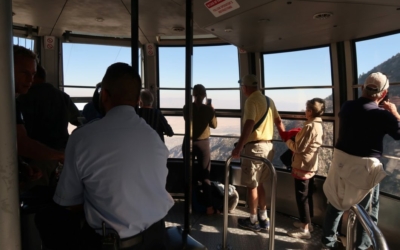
[252, 96, 270, 133]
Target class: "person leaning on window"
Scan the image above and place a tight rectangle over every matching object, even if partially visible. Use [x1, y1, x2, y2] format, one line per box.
[137, 89, 174, 142]
[322, 72, 400, 250]
[182, 84, 217, 215]
[284, 98, 325, 239]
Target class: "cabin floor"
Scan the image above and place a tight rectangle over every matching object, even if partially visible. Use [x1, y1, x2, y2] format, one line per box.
[165, 199, 332, 250]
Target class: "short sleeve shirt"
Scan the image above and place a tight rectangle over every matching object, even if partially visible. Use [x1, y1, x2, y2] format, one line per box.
[53, 106, 174, 238]
[243, 90, 280, 143]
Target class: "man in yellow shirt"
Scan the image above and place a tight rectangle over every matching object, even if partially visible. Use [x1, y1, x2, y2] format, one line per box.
[232, 74, 285, 231]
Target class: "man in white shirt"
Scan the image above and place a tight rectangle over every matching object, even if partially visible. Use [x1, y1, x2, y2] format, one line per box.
[53, 62, 174, 249]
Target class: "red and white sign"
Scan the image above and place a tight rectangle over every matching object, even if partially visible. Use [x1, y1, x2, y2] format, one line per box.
[238, 48, 247, 54]
[146, 43, 155, 56]
[44, 36, 55, 50]
[204, 0, 240, 18]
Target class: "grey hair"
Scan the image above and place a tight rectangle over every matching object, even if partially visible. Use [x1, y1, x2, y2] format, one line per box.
[140, 89, 154, 106]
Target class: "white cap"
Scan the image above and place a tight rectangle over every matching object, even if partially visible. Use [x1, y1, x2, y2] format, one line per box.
[364, 72, 389, 94]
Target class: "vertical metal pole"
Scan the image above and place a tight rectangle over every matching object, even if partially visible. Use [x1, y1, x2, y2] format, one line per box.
[347, 210, 357, 250]
[183, 0, 193, 234]
[222, 157, 232, 249]
[0, 0, 22, 249]
[131, 0, 139, 73]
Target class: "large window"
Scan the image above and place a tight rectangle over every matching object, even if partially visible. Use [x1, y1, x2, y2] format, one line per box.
[263, 47, 334, 176]
[62, 42, 140, 134]
[62, 43, 133, 98]
[13, 37, 35, 51]
[159, 45, 240, 160]
[355, 33, 400, 197]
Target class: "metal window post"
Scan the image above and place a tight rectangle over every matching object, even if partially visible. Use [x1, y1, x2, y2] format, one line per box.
[0, 0, 22, 249]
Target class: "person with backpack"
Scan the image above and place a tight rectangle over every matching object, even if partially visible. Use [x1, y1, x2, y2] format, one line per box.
[231, 74, 285, 231]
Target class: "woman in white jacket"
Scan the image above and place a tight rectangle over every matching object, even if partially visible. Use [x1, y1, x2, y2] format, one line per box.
[285, 98, 325, 239]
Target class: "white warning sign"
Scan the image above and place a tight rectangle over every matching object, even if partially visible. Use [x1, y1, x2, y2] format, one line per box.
[146, 43, 155, 56]
[204, 0, 240, 18]
[44, 36, 55, 50]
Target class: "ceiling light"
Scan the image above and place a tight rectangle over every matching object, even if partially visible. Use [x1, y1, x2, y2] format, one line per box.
[64, 31, 71, 43]
[258, 19, 270, 23]
[313, 12, 333, 20]
[172, 27, 185, 32]
[224, 28, 233, 32]
[96, 17, 104, 22]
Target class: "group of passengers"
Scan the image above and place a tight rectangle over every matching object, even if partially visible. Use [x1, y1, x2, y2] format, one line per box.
[11, 44, 400, 250]
[230, 72, 400, 250]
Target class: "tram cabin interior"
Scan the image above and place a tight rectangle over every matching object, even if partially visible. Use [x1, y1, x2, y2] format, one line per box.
[3, 0, 400, 249]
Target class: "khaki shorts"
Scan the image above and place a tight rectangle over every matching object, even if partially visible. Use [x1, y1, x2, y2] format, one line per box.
[240, 142, 274, 188]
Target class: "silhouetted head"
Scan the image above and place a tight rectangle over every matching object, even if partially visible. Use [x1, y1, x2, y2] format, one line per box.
[13, 45, 37, 94]
[100, 63, 142, 114]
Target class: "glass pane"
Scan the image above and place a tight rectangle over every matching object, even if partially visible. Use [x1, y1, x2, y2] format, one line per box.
[159, 45, 240, 88]
[274, 119, 334, 146]
[380, 156, 400, 197]
[64, 87, 95, 97]
[265, 89, 333, 113]
[271, 141, 290, 171]
[13, 37, 35, 51]
[272, 141, 333, 177]
[212, 118, 240, 136]
[193, 45, 239, 88]
[165, 116, 240, 137]
[166, 135, 183, 159]
[356, 33, 400, 84]
[63, 43, 132, 87]
[159, 47, 185, 88]
[74, 102, 86, 111]
[316, 147, 333, 177]
[209, 137, 238, 161]
[205, 90, 240, 110]
[165, 116, 184, 134]
[263, 47, 332, 88]
[159, 90, 185, 109]
[68, 123, 77, 135]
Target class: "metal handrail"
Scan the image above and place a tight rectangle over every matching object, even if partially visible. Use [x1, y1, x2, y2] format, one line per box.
[220, 154, 277, 250]
[346, 204, 389, 250]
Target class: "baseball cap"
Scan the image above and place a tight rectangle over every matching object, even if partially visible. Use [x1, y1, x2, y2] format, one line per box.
[238, 74, 258, 87]
[364, 72, 389, 94]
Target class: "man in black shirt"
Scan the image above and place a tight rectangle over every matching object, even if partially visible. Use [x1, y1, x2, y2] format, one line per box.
[18, 64, 80, 186]
[137, 89, 174, 142]
[13, 45, 64, 185]
[321, 72, 400, 249]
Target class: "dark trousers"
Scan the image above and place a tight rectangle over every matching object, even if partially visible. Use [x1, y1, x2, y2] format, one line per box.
[294, 177, 314, 224]
[81, 219, 167, 250]
[35, 202, 167, 250]
[182, 137, 212, 207]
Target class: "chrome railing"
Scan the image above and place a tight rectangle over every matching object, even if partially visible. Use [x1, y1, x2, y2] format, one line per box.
[220, 154, 277, 250]
[346, 204, 389, 250]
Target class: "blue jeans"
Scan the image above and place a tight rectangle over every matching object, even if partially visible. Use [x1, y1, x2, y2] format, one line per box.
[321, 184, 380, 250]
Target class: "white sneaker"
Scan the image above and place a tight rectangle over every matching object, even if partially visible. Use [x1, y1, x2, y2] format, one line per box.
[293, 221, 313, 232]
[287, 228, 311, 239]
